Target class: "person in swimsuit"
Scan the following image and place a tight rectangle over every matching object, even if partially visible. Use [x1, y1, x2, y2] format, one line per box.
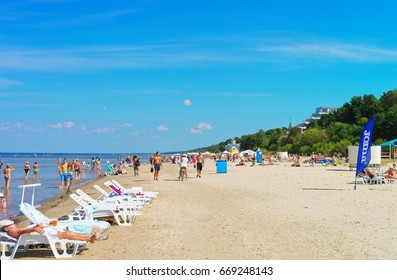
[179, 154, 188, 180]
[133, 156, 141, 176]
[3, 164, 14, 188]
[310, 152, 316, 167]
[59, 158, 69, 188]
[0, 220, 101, 243]
[196, 152, 204, 178]
[385, 163, 397, 179]
[33, 162, 40, 180]
[73, 159, 81, 180]
[151, 151, 162, 181]
[24, 162, 31, 180]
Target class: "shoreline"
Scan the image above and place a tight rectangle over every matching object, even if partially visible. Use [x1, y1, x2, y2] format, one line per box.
[9, 160, 397, 260]
[10, 170, 105, 224]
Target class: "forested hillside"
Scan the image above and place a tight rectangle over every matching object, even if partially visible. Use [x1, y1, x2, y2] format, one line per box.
[190, 89, 397, 156]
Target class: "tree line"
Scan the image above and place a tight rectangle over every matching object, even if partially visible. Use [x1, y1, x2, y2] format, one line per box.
[191, 89, 397, 157]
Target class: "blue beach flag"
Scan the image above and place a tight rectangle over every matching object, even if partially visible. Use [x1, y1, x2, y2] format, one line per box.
[355, 118, 375, 189]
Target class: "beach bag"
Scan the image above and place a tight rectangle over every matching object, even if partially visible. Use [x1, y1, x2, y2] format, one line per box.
[150, 167, 154, 173]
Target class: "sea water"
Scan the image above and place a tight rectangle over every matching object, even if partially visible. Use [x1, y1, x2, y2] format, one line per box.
[0, 152, 151, 220]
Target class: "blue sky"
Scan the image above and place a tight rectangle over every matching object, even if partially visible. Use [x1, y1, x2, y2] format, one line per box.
[1, 0, 396, 153]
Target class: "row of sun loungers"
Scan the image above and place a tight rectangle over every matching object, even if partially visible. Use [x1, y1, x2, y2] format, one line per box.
[0, 180, 158, 260]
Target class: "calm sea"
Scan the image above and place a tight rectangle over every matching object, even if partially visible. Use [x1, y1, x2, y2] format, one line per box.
[0, 152, 151, 220]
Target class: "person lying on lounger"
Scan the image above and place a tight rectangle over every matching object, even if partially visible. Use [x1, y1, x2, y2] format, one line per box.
[291, 156, 301, 167]
[0, 220, 100, 243]
[364, 168, 375, 179]
[385, 163, 397, 179]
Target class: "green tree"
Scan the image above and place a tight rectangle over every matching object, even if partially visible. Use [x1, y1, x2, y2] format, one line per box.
[298, 127, 328, 147]
[379, 89, 397, 111]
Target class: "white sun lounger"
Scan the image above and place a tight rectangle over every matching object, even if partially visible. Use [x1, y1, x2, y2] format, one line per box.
[18, 183, 111, 237]
[111, 179, 159, 198]
[93, 184, 146, 208]
[0, 231, 86, 260]
[69, 193, 138, 226]
[104, 180, 155, 204]
[75, 189, 142, 213]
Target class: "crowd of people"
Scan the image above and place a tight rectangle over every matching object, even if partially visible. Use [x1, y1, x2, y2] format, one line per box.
[148, 151, 206, 181]
[1, 151, 395, 192]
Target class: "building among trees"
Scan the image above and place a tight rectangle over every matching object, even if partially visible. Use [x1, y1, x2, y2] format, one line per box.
[299, 107, 338, 132]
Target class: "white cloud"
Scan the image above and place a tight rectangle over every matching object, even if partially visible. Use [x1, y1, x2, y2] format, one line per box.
[189, 128, 202, 134]
[189, 122, 213, 134]
[257, 40, 397, 62]
[63, 121, 75, 128]
[0, 121, 30, 131]
[197, 122, 213, 130]
[184, 99, 192, 106]
[0, 78, 21, 87]
[47, 123, 63, 129]
[156, 124, 169, 132]
[121, 123, 133, 128]
[48, 121, 75, 129]
[93, 127, 116, 134]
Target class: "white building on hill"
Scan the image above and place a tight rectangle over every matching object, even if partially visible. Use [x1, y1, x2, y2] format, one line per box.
[298, 107, 338, 131]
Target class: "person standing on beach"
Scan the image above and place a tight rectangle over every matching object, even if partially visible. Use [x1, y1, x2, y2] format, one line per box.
[96, 157, 101, 175]
[151, 152, 162, 181]
[310, 152, 316, 167]
[73, 159, 81, 180]
[59, 158, 68, 188]
[196, 152, 204, 178]
[3, 164, 14, 188]
[133, 155, 140, 176]
[24, 162, 31, 180]
[91, 156, 96, 170]
[33, 162, 40, 181]
[179, 154, 188, 180]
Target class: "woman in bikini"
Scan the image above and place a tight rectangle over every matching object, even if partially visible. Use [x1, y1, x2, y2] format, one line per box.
[4, 164, 14, 188]
[33, 162, 40, 180]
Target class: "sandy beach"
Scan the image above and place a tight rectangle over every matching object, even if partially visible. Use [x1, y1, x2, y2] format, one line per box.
[10, 159, 397, 260]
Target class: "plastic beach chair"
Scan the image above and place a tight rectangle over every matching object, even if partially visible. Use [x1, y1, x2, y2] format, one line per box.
[112, 179, 159, 198]
[0, 230, 85, 260]
[75, 189, 142, 212]
[69, 193, 138, 226]
[83, 186, 143, 209]
[18, 183, 111, 237]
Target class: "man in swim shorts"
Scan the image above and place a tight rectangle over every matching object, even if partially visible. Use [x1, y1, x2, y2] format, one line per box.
[151, 151, 162, 181]
[196, 152, 204, 178]
[59, 158, 69, 188]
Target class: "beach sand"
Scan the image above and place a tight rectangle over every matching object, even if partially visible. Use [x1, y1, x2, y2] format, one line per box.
[11, 159, 397, 260]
